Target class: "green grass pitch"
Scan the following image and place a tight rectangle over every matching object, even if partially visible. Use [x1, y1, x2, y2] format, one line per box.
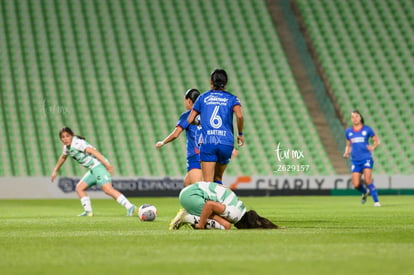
[1, 196, 413, 275]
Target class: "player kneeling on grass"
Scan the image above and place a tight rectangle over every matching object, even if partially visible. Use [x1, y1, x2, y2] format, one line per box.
[170, 181, 279, 230]
[51, 127, 137, 217]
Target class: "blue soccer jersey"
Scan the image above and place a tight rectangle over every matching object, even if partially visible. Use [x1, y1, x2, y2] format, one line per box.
[345, 125, 375, 162]
[193, 90, 241, 146]
[176, 110, 200, 158]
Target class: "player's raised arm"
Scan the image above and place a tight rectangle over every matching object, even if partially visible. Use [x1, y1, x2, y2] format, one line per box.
[155, 126, 184, 148]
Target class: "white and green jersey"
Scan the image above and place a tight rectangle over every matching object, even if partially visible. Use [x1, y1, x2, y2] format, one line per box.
[62, 136, 102, 169]
[179, 181, 246, 222]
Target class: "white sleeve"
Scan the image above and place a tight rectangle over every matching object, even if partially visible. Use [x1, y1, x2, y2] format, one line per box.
[72, 138, 89, 152]
[62, 145, 68, 155]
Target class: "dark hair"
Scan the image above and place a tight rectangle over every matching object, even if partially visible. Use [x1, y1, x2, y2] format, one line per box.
[184, 88, 200, 103]
[352, 110, 365, 124]
[234, 210, 279, 229]
[59, 127, 85, 140]
[210, 69, 228, 90]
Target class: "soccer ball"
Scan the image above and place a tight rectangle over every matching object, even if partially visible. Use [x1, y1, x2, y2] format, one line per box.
[138, 204, 157, 221]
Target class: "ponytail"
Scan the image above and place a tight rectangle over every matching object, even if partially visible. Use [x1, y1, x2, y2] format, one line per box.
[185, 88, 201, 103]
[210, 69, 228, 90]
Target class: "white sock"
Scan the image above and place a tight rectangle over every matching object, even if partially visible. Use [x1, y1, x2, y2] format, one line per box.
[80, 196, 92, 212]
[183, 214, 225, 230]
[116, 194, 133, 209]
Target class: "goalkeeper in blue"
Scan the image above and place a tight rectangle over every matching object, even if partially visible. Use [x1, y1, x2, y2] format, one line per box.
[344, 110, 381, 207]
[51, 127, 137, 216]
[169, 181, 279, 230]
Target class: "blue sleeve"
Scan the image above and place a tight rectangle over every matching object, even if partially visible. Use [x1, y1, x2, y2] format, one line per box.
[345, 128, 350, 140]
[232, 95, 241, 108]
[176, 112, 189, 130]
[367, 126, 375, 137]
[193, 95, 202, 113]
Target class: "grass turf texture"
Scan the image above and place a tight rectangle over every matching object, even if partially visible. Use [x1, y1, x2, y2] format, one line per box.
[1, 196, 413, 275]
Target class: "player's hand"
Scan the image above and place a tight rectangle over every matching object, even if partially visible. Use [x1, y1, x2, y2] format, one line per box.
[194, 224, 204, 230]
[106, 164, 114, 174]
[50, 171, 57, 182]
[232, 149, 239, 158]
[155, 141, 164, 149]
[237, 135, 244, 147]
[343, 152, 349, 159]
[367, 145, 375, 152]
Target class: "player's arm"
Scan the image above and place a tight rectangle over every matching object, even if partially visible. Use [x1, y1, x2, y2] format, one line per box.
[233, 105, 244, 147]
[51, 154, 68, 182]
[155, 126, 184, 148]
[343, 139, 351, 158]
[195, 201, 229, 230]
[84, 147, 114, 173]
[187, 109, 199, 125]
[210, 214, 232, 230]
[368, 135, 380, 152]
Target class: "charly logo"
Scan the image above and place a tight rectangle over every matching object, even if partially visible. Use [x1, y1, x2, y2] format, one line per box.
[274, 142, 310, 174]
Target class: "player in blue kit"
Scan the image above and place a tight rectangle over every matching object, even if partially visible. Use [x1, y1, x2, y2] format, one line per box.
[344, 110, 381, 206]
[156, 89, 202, 186]
[187, 69, 244, 184]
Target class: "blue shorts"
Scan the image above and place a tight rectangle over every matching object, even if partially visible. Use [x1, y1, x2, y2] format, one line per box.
[186, 154, 201, 171]
[200, 144, 233, 165]
[351, 158, 374, 173]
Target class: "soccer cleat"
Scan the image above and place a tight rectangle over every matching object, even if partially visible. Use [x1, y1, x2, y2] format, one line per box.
[127, 205, 138, 217]
[361, 189, 370, 204]
[374, 202, 381, 207]
[169, 208, 188, 230]
[78, 211, 93, 217]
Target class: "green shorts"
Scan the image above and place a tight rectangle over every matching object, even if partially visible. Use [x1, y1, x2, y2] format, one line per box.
[80, 164, 112, 187]
[178, 184, 206, 216]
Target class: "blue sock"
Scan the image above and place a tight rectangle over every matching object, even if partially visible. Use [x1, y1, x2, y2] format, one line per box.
[214, 180, 223, 185]
[357, 184, 367, 194]
[366, 183, 379, 203]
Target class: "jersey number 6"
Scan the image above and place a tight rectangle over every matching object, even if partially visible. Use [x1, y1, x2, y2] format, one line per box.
[210, 106, 223, 129]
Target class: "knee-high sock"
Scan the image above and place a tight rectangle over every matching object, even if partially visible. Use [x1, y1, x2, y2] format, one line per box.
[357, 184, 367, 194]
[80, 196, 92, 212]
[366, 182, 379, 203]
[116, 194, 133, 209]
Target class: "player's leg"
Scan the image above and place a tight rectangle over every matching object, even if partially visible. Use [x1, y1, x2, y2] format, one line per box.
[184, 156, 202, 186]
[352, 172, 369, 204]
[101, 183, 137, 216]
[213, 145, 233, 184]
[76, 171, 94, 216]
[351, 160, 370, 204]
[213, 163, 227, 184]
[184, 169, 202, 186]
[363, 168, 380, 206]
[199, 144, 218, 182]
[95, 165, 137, 216]
[201, 161, 216, 182]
